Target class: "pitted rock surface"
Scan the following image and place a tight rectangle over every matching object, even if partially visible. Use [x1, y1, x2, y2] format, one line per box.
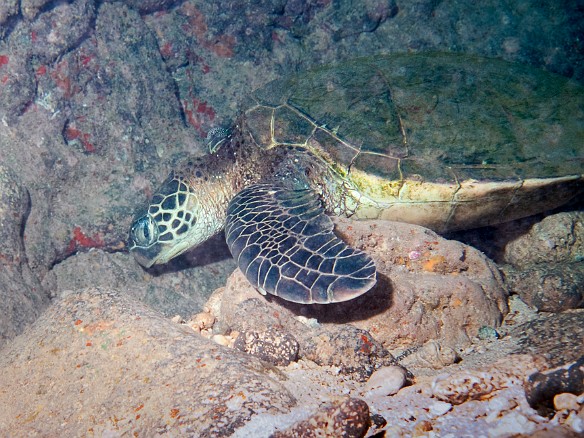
[509, 311, 584, 368]
[234, 329, 299, 366]
[271, 397, 371, 438]
[432, 355, 540, 405]
[502, 212, 584, 268]
[503, 263, 583, 312]
[502, 212, 584, 312]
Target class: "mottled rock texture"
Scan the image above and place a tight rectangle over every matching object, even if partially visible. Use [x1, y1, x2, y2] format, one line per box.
[525, 356, 584, 417]
[233, 329, 299, 366]
[272, 398, 371, 438]
[216, 281, 395, 381]
[432, 355, 540, 405]
[501, 212, 584, 312]
[0, 287, 296, 436]
[509, 311, 584, 369]
[0, 164, 47, 345]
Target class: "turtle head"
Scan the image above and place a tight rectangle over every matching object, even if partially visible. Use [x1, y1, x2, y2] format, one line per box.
[128, 171, 223, 268]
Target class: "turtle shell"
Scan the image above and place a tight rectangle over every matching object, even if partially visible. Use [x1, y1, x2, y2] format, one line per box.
[242, 53, 584, 231]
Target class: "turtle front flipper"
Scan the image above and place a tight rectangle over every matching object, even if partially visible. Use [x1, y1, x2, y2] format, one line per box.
[225, 184, 377, 304]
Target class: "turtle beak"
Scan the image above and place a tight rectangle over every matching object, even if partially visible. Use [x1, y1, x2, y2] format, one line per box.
[130, 247, 158, 268]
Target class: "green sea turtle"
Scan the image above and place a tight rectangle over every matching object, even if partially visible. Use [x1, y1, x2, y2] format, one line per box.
[128, 53, 584, 304]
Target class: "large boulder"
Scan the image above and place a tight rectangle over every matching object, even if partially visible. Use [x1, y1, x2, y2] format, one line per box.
[0, 287, 296, 436]
[208, 218, 509, 376]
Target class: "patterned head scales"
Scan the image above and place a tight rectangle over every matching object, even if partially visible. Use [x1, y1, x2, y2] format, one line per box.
[128, 171, 216, 267]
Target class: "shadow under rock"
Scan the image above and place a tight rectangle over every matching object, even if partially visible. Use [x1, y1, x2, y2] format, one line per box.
[267, 273, 394, 324]
[145, 233, 233, 276]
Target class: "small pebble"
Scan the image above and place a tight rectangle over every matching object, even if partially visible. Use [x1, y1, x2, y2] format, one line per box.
[212, 334, 230, 347]
[363, 366, 407, 397]
[272, 398, 370, 438]
[477, 325, 500, 340]
[428, 401, 452, 417]
[419, 341, 458, 369]
[296, 315, 320, 328]
[233, 330, 299, 366]
[554, 393, 580, 411]
[190, 311, 215, 331]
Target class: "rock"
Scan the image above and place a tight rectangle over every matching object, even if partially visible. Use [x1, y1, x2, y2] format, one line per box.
[485, 411, 537, 437]
[370, 413, 388, 431]
[554, 393, 580, 412]
[522, 426, 584, 438]
[233, 330, 299, 366]
[525, 356, 584, 417]
[29, 0, 96, 63]
[502, 212, 584, 268]
[0, 287, 296, 436]
[189, 309, 216, 331]
[432, 355, 540, 405]
[214, 283, 396, 380]
[331, 218, 508, 350]
[0, 47, 34, 125]
[566, 408, 584, 434]
[300, 323, 393, 380]
[212, 334, 231, 347]
[21, 0, 54, 20]
[362, 366, 407, 397]
[485, 396, 518, 422]
[117, 0, 182, 14]
[509, 311, 584, 368]
[477, 325, 500, 340]
[0, 165, 48, 349]
[397, 340, 459, 370]
[502, 211, 583, 312]
[0, 0, 18, 26]
[43, 249, 234, 318]
[0, 0, 201, 281]
[503, 263, 583, 312]
[453, 211, 584, 312]
[94, 2, 189, 164]
[271, 398, 371, 438]
[428, 400, 453, 417]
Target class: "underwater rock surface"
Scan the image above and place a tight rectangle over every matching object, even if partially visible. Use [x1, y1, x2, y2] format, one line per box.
[501, 212, 584, 312]
[0, 287, 296, 436]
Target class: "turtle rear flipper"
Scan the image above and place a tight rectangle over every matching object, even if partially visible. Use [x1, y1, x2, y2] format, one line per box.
[225, 184, 377, 304]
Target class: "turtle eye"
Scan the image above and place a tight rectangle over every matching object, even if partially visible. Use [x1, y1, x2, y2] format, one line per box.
[131, 215, 157, 246]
